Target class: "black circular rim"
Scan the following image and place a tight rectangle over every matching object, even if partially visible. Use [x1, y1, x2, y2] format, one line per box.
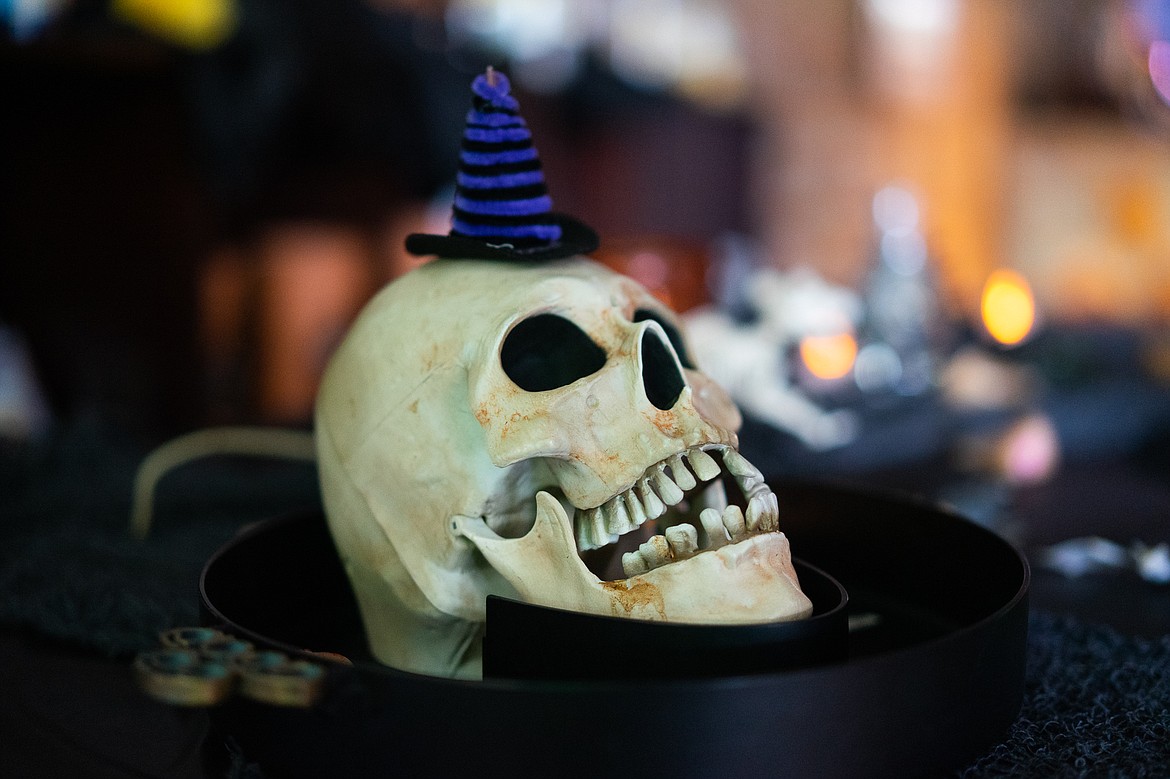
[200, 480, 1030, 778]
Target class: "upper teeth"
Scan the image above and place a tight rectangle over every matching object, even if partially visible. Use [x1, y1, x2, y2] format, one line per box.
[574, 445, 722, 552]
[570, 446, 781, 577]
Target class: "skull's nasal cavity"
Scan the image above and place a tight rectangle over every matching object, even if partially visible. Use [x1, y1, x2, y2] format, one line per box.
[641, 328, 685, 410]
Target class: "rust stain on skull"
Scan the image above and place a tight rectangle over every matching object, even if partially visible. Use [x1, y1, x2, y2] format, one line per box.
[601, 579, 665, 619]
[652, 409, 683, 437]
[499, 411, 532, 440]
[420, 342, 444, 374]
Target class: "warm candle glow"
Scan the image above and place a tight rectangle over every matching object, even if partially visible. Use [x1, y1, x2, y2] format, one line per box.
[800, 332, 859, 380]
[981, 269, 1035, 346]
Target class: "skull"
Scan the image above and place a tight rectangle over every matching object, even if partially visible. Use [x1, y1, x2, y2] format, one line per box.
[316, 256, 811, 678]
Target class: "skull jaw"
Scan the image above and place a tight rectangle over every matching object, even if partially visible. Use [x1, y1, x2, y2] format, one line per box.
[457, 491, 813, 626]
[599, 534, 813, 623]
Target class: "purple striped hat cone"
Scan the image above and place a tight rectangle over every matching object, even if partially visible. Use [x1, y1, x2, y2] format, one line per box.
[406, 68, 598, 261]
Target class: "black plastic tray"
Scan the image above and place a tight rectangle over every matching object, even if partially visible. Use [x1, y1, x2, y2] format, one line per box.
[483, 556, 848, 680]
[201, 479, 1029, 778]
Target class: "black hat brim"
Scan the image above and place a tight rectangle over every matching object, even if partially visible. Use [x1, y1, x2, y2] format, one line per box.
[405, 213, 598, 261]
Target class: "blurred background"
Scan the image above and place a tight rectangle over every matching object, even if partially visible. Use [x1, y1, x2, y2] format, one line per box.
[2, 0, 1169, 625]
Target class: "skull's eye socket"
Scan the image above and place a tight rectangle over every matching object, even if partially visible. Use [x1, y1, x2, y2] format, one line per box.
[633, 309, 696, 370]
[502, 314, 607, 391]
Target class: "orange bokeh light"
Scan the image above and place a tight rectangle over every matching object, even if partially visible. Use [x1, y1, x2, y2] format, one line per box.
[981, 268, 1035, 346]
[799, 332, 859, 380]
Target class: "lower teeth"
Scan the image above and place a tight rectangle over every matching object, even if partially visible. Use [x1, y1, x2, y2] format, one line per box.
[699, 508, 730, 549]
[617, 502, 775, 578]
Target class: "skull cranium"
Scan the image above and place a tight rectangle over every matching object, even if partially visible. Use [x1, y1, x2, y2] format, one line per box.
[315, 256, 811, 678]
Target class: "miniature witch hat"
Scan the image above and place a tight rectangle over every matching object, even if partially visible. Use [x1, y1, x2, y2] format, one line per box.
[406, 68, 598, 261]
